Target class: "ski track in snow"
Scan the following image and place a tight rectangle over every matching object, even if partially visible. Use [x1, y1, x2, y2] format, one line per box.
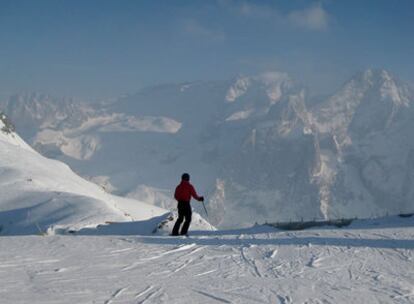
[136, 286, 163, 304]
[192, 289, 232, 303]
[104, 287, 127, 304]
[0, 220, 413, 303]
[135, 285, 154, 299]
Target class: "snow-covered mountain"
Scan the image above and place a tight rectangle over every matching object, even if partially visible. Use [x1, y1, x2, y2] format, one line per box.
[1, 93, 91, 139]
[0, 113, 214, 235]
[1, 69, 413, 228]
[310, 69, 414, 219]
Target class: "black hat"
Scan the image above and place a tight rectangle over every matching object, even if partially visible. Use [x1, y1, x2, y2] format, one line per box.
[181, 173, 190, 181]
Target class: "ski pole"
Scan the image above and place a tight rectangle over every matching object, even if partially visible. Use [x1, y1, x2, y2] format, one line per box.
[201, 200, 215, 231]
[202, 201, 208, 217]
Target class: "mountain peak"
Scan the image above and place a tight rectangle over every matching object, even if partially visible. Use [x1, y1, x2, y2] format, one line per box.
[337, 68, 411, 108]
[369, 69, 410, 106]
[356, 68, 400, 86]
[225, 71, 294, 103]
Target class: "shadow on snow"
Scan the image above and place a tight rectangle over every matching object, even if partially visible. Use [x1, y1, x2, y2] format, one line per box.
[1, 205, 413, 252]
[138, 235, 414, 250]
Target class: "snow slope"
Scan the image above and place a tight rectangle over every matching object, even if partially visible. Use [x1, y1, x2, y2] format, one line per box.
[0, 216, 413, 303]
[0, 115, 213, 235]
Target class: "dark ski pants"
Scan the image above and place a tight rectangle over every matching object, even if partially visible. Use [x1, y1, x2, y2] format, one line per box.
[172, 201, 192, 235]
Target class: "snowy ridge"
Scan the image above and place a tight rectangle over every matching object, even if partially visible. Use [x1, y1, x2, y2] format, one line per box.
[0, 117, 34, 152]
[0, 118, 211, 235]
[32, 113, 181, 160]
[225, 72, 293, 104]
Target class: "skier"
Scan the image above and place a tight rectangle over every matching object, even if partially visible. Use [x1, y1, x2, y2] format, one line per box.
[171, 173, 204, 236]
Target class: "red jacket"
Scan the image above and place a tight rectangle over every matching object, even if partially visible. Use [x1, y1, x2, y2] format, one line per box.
[174, 180, 202, 202]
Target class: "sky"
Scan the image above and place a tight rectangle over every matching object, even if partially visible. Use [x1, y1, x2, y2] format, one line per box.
[0, 0, 413, 100]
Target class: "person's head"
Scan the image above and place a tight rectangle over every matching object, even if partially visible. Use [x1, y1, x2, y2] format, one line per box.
[181, 173, 190, 181]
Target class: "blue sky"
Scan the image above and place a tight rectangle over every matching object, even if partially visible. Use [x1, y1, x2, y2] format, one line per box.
[0, 0, 413, 100]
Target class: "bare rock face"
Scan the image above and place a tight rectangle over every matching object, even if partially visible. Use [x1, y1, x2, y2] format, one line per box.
[0, 112, 15, 134]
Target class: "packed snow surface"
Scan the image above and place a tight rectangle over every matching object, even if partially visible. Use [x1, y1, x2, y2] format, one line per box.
[0, 216, 413, 303]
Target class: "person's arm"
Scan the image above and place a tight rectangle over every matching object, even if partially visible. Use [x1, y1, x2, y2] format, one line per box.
[174, 186, 179, 201]
[190, 185, 204, 201]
